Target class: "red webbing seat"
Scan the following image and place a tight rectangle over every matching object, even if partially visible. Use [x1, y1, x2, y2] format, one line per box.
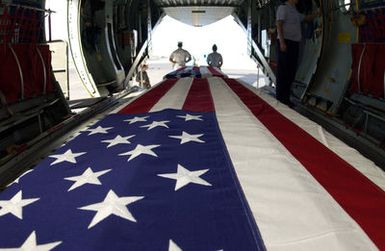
[0, 4, 54, 104]
[350, 43, 385, 99]
[0, 46, 22, 103]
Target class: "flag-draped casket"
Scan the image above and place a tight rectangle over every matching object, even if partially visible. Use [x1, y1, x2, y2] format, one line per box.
[0, 67, 384, 250]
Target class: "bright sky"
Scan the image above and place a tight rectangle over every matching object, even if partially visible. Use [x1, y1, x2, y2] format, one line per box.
[152, 15, 257, 69]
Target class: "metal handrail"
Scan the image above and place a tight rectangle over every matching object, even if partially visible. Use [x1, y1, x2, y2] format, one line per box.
[35, 46, 47, 94]
[8, 44, 24, 100]
[0, 3, 55, 14]
[123, 12, 166, 88]
[47, 40, 70, 100]
[250, 39, 276, 84]
[124, 40, 148, 88]
[344, 96, 385, 136]
[1, 3, 52, 45]
[232, 13, 276, 85]
[357, 43, 366, 93]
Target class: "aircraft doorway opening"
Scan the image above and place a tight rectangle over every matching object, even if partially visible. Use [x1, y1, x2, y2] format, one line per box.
[44, 0, 90, 101]
[43, 1, 268, 102]
[145, 15, 267, 89]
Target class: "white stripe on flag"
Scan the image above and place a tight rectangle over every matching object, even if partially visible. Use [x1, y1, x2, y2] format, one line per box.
[109, 79, 170, 114]
[199, 66, 211, 78]
[207, 77, 377, 250]
[241, 82, 385, 192]
[150, 78, 193, 112]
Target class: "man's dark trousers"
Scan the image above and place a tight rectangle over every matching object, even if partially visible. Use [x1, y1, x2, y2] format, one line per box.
[276, 39, 299, 106]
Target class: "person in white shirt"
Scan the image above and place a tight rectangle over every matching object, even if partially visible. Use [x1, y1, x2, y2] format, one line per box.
[207, 44, 223, 69]
[169, 42, 192, 69]
[276, 0, 319, 107]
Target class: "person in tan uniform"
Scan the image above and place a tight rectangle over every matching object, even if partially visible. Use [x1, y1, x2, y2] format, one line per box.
[169, 42, 192, 69]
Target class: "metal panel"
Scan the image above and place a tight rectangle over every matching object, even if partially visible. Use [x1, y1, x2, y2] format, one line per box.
[153, 0, 273, 9]
[152, 0, 247, 26]
[153, 0, 244, 7]
[68, 0, 99, 97]
[163, 6, 234, 26]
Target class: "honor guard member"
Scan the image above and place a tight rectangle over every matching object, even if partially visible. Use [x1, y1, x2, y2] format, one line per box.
[169, 41, 192, 69]
[207, 44, 223, 69]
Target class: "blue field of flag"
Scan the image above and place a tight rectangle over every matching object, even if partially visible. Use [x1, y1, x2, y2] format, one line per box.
[0, 109, 264, 250]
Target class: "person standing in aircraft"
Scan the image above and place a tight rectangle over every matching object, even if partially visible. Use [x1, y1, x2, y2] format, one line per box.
[136, 64, 151, 89]
[276, 0, 319, 106]
[207, 44, 223, 69]
[169, 42, 192, 69]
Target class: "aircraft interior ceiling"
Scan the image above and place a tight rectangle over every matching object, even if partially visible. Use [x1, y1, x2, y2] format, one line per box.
[153, 0, 244, 6]
[0, 0, 385, 180]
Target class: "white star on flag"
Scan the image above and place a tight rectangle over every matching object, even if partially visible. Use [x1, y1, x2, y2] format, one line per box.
[177, 114, 203, 121]
[0, 231, 62, 251]
[119, 144, 160, 162]
[8, 169, 33, 187]
[70, 131, 82, 139]
[140, 120, 170, 130]
[79, 190, 144, 229]
[64, 167, 111, 191]
[158, 164, 212, 191]
[124, 116, 149, 124]
[86, 126, 113, 136]
[169, 239, 182, 251]
[0, 191, 39, 220]
[169, 131, 205, 144]
[101, 135, 135, 148]
[49, 149, 86, 166]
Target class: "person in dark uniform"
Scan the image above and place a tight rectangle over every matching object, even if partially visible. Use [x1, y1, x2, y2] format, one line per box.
[207, 44, 223, 69]
[276, 0, 319, 106]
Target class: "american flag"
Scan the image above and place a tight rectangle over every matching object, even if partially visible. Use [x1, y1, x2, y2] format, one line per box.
[0, 67, 384, 250]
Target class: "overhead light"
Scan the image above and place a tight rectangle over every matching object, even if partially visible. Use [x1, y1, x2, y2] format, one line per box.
[192, 10, 206, 13]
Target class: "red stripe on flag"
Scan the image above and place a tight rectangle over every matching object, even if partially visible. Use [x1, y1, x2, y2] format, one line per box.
[119, 79, 178, 114]
[183, 78, 214, 112]
[224, 78, 385, 249]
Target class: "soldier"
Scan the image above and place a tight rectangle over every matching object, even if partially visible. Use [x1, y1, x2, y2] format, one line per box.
[207, 44, 223, 69]
[169, 41, 192, 69]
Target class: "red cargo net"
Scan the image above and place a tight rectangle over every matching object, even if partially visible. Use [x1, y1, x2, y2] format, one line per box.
[0, 4, 42, 44]
[0, 4, 54, 104]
